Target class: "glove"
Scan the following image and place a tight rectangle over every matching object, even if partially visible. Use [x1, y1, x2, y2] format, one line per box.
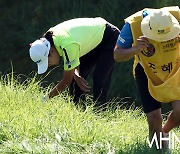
[41, 94, 49, 102]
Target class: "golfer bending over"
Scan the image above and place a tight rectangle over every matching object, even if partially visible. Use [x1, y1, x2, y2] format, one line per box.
[29, 17, 119, 106]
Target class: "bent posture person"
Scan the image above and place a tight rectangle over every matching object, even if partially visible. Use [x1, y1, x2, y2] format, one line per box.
[114, 6, 180, 148]
[29, 17, 119, 106]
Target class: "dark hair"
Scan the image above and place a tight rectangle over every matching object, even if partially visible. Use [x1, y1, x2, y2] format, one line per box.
[43, 31, 54, 47]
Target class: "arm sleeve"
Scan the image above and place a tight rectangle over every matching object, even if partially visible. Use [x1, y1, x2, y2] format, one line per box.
[116, 22, 133, 48]
[116, 10, 150, 49]
[62, 43, 80, 71]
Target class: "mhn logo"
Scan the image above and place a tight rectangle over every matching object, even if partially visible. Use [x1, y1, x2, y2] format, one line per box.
[147, 132, 180, 149]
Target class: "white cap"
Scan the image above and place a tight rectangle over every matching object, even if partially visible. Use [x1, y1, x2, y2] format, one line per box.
[29, 38, 51, 74]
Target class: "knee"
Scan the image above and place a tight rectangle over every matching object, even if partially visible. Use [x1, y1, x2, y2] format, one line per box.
[146, 109, 162, 125]
[171, 101, 180, 121]
[173, 108, 180, 118]
[169, 110, 180, 125]
[173, 110, 180, 117]
[93, 73, 104, 87]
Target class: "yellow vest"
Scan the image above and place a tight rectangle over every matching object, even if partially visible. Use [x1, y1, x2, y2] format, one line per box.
[125, 6, 180, 102]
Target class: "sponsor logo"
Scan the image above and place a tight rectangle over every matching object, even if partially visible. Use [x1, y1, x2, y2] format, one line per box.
[141, 44, 155, 57]
[118, 36, 125, 43]
[65, 59, 75, 66]
[35, 59, 42, 64]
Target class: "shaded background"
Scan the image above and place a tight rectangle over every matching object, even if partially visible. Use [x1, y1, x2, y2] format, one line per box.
[0, 0, 179, 106]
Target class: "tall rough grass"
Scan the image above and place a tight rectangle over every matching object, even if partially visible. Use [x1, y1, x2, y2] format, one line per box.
[0, 74, 179, 153]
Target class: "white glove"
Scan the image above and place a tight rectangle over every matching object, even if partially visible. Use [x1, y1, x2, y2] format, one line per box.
[41, 95, 49, 102]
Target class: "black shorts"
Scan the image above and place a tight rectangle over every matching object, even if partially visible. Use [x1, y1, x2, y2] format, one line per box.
[135, 63, 161, 113]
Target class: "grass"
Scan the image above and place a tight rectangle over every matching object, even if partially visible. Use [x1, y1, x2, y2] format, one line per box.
[0, 74, 179, 153]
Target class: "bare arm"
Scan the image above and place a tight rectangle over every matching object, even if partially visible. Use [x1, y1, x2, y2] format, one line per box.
[114, 36, 149, 62]
[49, 69, 75, 98]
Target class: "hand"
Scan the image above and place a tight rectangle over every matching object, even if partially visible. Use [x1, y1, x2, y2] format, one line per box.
[135, 36, 149, 52]
[74, 74, 91, 92]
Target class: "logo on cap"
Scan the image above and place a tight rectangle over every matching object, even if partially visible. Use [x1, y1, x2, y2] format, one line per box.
[35, 59, 42, 64]
[158, 27, 170, 34]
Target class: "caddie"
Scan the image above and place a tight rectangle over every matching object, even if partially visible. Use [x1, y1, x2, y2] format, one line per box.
[114, 6, 180, 148]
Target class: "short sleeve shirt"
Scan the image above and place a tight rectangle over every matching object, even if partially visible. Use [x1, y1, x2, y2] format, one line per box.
[116, 10, 150, 48]
[116, 23, 133, 48]
[50, 17, 107, 71]
[62, 43, 80, 71]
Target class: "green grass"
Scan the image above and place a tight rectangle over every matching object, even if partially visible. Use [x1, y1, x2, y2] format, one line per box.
[0, 75, 179, 153]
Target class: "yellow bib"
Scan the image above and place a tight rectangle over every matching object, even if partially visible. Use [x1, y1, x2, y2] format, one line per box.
[126, 6, 180, 102]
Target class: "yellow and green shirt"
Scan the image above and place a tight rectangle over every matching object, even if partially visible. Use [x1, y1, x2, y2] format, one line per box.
[48, 17, 107, 70]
